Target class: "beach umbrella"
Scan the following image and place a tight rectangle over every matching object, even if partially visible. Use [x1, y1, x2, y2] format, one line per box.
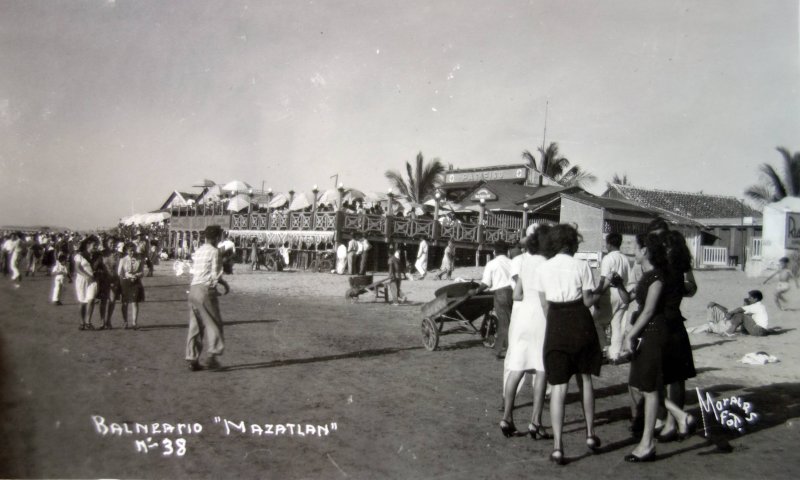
[288, 192, 312, 211]
[342, 188, 366, 203]
[199, 185, 223, 204]
[226, 194, 251, 212]
[265, 192, 288, 208]
[222, 180, 252, 193]
[316, 188, 340, 206]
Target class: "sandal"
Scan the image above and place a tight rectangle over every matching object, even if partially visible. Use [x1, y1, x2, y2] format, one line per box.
[499, 420, 517, 438]
[528, 423, 552, 440]
[586, 435, 602, 453]
[624, 447, 656, 463]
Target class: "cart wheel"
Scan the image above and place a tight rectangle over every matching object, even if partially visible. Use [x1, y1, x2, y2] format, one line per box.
[345, 288, 359, 303]
[482, 313, 498, 349]
[265, 258, 277, 271]
[421, 317, 439, 351]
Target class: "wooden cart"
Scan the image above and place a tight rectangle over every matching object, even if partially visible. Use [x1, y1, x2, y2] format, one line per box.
[345, 274, 392, 303]
[419, 281, 497, 351]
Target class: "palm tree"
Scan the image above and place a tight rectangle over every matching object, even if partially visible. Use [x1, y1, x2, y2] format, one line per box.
[606, 172, 632, 189]
[745, 147, 800, 205]
[384, 152, 445, 204]
[521, 142, 596, 188]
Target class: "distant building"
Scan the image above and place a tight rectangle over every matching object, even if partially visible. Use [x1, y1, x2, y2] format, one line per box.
[603, 184, 762, 268]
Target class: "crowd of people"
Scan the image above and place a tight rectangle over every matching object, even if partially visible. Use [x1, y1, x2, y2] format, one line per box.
[486, 219, 700, 464]
[1, 229, 163, 331]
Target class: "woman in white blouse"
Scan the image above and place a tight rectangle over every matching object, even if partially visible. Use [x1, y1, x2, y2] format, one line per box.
[534, 224, 603, 465]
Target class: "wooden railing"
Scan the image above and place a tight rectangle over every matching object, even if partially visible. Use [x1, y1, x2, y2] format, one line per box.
[702, 246, 729, 267]
[183, 210, 533, 247]
[751, 238, 762, 259]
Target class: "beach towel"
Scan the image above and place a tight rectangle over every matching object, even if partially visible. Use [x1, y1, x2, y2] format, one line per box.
[740, 351, 779, 365]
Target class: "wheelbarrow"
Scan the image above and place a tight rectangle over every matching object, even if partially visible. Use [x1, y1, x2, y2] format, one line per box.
[419, 281, 497, 351]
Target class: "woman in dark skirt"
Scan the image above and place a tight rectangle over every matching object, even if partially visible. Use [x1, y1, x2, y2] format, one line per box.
[534, 224, 603, 465]
[117, 243, 145, 329]
[615, 233, 697, 462]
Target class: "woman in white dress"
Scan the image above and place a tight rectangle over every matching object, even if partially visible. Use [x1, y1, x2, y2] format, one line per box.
[499, 225, 551, 439]
[74, 236, 99, 330]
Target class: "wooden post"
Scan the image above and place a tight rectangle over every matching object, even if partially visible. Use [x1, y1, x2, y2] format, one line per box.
[386, 191, 394, 242]
[522, 202, 529, 238]
[476, 198, 486, 266]
[266, 190, 273, 230]
[311, 185, 319, 229]
[433, 191, 441, 242]
[248, 188, 254, 229]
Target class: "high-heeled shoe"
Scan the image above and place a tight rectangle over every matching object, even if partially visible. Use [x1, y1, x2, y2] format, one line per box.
[549, 449, 565, 466]
[499, 420, 517, 438]
[657, 429, 678, 443]
[677, 414, 697, 441]
[624, 448, 656, 463]
[527, 423, 551, 440]
[586, 435, 602, 453]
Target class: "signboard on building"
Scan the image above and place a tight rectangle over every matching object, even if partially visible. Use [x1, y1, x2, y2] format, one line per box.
[445, 167, 527, 184]
[471, 187, 497, 202]
[786, 212, 800, 249]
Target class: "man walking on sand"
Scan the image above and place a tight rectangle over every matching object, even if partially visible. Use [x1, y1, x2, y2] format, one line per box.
[186, 225, 229, 371]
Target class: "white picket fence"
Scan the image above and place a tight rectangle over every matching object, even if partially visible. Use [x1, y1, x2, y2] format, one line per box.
[702, 246, 729, 267]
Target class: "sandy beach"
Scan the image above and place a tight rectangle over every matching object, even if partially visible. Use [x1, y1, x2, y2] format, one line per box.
[1, 263, 799, 479]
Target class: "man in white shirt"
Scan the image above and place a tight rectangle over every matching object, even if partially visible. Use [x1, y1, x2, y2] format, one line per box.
[346, 236, 359, 275]
[358, 235, 371, 275]
[474, 241, 514, 359]
[217, 232, 236, 274]
[187, 226, 229, 371]
[694, 290, 770, 336]
[594, 233, 632, 361]
[414, 236, 429, 280]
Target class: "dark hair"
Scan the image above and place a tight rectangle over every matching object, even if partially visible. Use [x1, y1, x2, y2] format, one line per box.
[665, 230, 693, 274]
[494, 240, 509, 255]
[547, 224, 581, 256]
[204, 225, 222, 243]
[78, 236, 98, 255]
[635, 233, 669, 272]
[647, 218, 669, 234]
[57, 253, 67, 263]
[605, 232, 622, 249]
[748, 290, 764, 302]
[526, 224, 551, 256]
[779, 257, 789, 264]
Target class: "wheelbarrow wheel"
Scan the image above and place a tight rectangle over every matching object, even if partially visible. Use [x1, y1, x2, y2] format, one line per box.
[421, 317, 439, 351]
[345, 288, 359, 303]
[482, 313, 498, 349]
[265, 257, 277, 271]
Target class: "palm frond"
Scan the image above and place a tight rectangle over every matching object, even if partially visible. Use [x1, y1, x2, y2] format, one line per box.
[384, 169, 411, 199]
[744, 184, 776, 206]
[521, 150, 538, 170]
[759, 163, 788, 199]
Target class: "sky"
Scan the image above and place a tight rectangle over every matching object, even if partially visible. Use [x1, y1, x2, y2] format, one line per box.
[1, 0, 798, 229]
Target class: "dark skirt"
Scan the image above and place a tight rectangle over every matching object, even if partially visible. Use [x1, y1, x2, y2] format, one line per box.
[628, 316, 669, 392]
[544, 299, 602, 385]
[96, 275, 122, 301]
[120, 278, 145, 303]
[662, 317, 697, 385]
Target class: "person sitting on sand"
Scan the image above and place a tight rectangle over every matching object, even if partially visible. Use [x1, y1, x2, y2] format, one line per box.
[763, 257, 798, 311]
[691, 290, 770, 336]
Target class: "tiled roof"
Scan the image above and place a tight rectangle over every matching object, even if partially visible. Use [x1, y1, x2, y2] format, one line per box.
[605, 184, 761, 219]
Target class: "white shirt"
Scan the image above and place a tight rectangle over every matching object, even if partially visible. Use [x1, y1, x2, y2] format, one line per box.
[336, 244, 347, 259]
[534, 253, 595, 302]
[480, 254, 514, 291]
[417, 240, 428, 259]
[600, 250, 631, 285]
[218, 239, 236, 254]
[742, 302, 769, 328]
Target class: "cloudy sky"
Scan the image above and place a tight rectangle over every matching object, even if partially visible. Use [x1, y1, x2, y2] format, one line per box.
[1, 0, 798, 229]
